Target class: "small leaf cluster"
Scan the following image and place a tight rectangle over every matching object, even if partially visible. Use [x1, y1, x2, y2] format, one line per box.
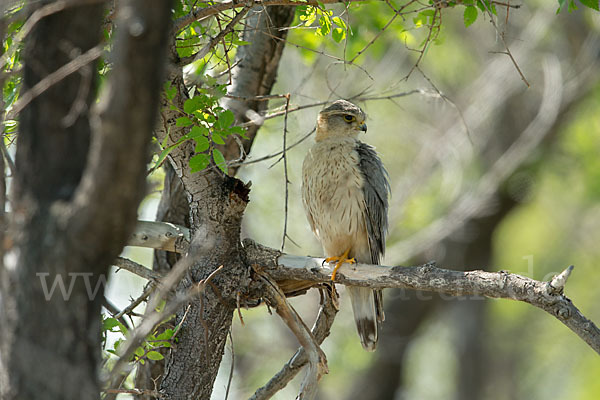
[298, 5, 349, 43]
[557, 0, 600, 13]
[156, 78, 247, 174]
[456, 0, 498, 28]
[2, 13, 23, 139]
[102, 316, 174, 365]
[173, 0, 249, 61]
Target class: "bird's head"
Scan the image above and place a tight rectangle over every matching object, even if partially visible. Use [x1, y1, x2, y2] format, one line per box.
[315, 99, 367, 141]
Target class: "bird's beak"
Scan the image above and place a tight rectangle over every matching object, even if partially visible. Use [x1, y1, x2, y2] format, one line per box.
[359, 122, 367, 132]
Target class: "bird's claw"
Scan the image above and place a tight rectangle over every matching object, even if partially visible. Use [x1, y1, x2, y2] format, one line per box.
[324, 249, 355, 281]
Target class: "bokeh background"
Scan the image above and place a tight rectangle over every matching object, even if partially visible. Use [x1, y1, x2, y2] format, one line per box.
[106, 1, 600, 398]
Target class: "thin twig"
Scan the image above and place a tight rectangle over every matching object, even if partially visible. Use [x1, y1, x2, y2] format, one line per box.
[224, 330, 235, 400]
[349, 0, 416, 63]
[103, 298, 133, 331]
[405, 8, 440, 81]
[115, 283, 156, 320]
[280, 93, 291, 252]
[106, 253, 222, 387]
[0, 135, 16, 177]
[0, 0, 105, 71]
[258, 272, 328, 400]
[173, 0, 366, 32]
[250, 286, 338, 400]
[113, 257, 163, 281]
[7, 44, 104, 119]
[481, 1, 530, 87]
[178, 5, 250, 66]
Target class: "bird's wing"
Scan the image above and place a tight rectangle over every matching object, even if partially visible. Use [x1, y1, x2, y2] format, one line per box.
[356, 141, 390, 265]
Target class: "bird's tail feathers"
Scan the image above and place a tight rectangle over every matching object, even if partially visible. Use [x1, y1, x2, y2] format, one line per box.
[347, 286, 378, 352]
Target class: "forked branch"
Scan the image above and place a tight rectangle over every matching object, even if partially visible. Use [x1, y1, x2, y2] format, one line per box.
[250, 285, 338, 400]
[257, 272, 329, 400]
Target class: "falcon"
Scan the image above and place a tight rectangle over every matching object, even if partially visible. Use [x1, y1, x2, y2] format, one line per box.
[302, 99, 390, 351]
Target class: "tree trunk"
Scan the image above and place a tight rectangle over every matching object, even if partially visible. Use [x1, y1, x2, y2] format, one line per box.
[154, 6, 296, 398]
[0, 1, 173, 399]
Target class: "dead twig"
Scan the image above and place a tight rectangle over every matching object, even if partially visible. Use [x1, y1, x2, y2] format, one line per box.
[250, 286, 338, 400]
[258, 272, 328, 400]
[280, 93, 291, 252]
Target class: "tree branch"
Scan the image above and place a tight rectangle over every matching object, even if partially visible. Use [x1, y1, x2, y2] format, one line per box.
[113, 257, 162, 281]
[258, 272, 328, 400]
[242, 239, 600, 355]
[173, 0, 365, 32]
[250, 286, 338, 400]
[129, 220, 190, 253]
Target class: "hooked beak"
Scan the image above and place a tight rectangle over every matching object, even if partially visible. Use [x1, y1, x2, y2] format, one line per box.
[359, 122, 367, 132]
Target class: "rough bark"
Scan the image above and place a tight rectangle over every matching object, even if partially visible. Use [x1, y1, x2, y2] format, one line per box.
[243, 241, 600, 355]
[141, 6, 296, 398]
[0, 1, 172, 399]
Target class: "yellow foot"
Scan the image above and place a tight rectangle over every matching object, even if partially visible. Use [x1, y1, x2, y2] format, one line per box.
[325, 248, 355, 281]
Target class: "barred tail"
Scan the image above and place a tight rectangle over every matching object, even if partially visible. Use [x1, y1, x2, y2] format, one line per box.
[347, 286, 378, 351]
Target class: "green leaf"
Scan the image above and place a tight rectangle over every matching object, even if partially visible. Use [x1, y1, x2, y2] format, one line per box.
[146, 351, 164, 361]
[184, 97, 202, 114]
[190, 153, 210, 172]
[229, 126, 248, 139]
[212, 132, 225, 145]
[156, 329, 174, 341]
[102, 317, 120, 331]
[332, 16, 347, 29]
[164, 81, 176, 101]
[332, 28, 345, 43]
[150, 144, 176, 174]
[195, 135, 209, 152]
[213, 149, 227, 174]
[317, 14, 331, 36]
[134, 347, 145, 357]
[176, 117, 193, 127]
[476, 0, 497, 14]
[188, 125, 208, 139]
[216, 110, 235, 129]
[580, 0, 599, 10]
[464, 6, 478, 27]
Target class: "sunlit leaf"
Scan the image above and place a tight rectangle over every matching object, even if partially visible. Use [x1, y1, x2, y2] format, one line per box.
[464, 6, 478, 27]
[332, 28, 345, 43]
[147, 351, 164, 361]
[213, 148, 227, 174]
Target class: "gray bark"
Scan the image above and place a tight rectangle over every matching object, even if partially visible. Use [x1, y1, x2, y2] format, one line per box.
[243, 241, 600, 355]
[0, 1, 172, 399]
[154, 6, 296, 399]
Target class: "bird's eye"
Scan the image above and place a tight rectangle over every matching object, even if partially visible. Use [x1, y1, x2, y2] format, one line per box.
[343, 115, 355, 122]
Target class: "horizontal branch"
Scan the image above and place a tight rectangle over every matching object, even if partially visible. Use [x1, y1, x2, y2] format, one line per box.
[173, 0, 366, 31]
[113, 256, 162, 281]
[128, 220, 190, 253]
[121, 228, 600, 355]
[242, 239, 600, 355]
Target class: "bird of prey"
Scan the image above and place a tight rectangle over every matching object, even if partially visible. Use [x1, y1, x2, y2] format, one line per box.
[302, 99, 390, 351]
